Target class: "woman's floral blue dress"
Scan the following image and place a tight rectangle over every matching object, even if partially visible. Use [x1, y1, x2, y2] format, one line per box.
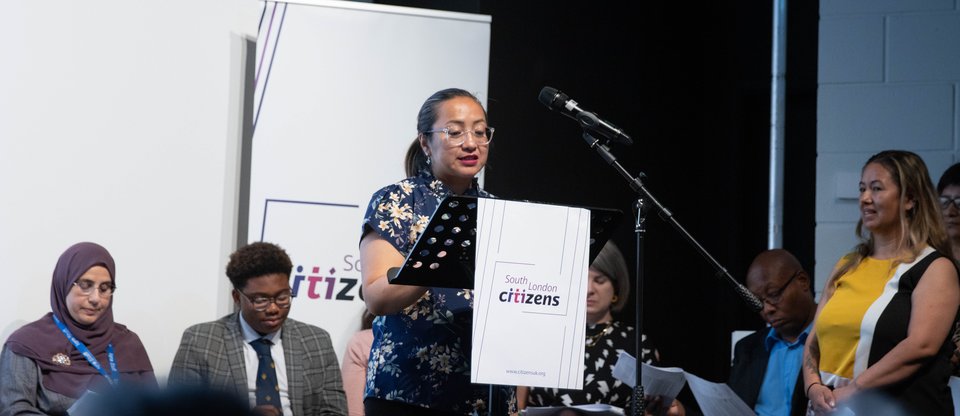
[361, 169, 515, 415]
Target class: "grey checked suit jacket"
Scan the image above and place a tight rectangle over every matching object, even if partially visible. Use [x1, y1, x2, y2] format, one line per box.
[168, 313, 347, 416]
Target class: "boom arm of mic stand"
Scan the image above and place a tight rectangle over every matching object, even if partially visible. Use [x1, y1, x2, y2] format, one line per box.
[581, 133, 764, 313]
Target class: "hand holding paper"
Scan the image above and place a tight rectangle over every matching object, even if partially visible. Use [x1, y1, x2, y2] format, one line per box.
[612, 352, 753, 416]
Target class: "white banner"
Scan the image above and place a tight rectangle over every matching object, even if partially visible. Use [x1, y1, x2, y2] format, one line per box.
[249, 0, 491, 361]
[471, 199, 590, 388]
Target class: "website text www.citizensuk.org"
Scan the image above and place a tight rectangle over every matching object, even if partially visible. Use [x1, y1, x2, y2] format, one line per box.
[506, 369, 547, 377]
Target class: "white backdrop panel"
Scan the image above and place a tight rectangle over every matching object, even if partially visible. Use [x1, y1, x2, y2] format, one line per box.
[0, 0, 261, 379]
[248, 0, 490, 362]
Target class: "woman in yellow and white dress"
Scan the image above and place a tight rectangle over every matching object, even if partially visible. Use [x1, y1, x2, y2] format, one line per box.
[802, 150, 960, 415]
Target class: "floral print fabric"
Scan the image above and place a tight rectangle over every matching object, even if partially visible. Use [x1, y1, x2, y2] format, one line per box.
[361, 170, 513, 415]
[527, 321, 656, 411]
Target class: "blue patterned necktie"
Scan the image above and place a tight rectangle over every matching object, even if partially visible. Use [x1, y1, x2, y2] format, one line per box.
[250, 338, 282, 415]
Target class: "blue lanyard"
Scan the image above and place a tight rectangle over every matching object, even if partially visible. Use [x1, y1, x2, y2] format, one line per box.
[52, 314, 119, 386]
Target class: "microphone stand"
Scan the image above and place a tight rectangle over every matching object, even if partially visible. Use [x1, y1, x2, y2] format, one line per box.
[580, 132, 763, 416]
[633, 194, 649, 416]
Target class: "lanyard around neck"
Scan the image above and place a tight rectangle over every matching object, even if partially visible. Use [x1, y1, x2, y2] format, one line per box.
[52, 314, 119, 386]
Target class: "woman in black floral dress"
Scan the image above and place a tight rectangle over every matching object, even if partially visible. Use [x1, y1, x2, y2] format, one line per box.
[519, 242, 683, 415]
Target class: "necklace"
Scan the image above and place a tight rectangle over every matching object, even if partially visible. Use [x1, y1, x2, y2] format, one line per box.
[586, 322, 614, 347]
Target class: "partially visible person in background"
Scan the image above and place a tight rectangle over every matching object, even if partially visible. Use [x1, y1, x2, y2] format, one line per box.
[341, 309, 375, 416]
[936, 162, 960, 260]
[83, 384, 254, 416]
[517, 241, 683, 416]
[935, 162, 960, 376]
[729, 249, 817, 416]
[0, 242, 156, 415]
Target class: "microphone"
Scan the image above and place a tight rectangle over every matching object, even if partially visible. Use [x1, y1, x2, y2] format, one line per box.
[538, 86, 633, 146]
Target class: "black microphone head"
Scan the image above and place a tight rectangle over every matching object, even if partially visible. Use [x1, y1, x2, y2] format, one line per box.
[538, 86, 567, 111]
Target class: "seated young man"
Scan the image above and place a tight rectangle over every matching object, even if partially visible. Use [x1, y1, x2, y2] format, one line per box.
[169, 242, 347, 416]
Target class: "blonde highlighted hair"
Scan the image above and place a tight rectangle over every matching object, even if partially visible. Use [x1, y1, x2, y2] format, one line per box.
[829, 150, 952, 286]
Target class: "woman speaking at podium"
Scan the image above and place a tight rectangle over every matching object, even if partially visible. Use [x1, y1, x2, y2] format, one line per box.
[358, 88, 514, 416]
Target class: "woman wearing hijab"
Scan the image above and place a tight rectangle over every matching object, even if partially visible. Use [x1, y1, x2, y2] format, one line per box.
[0, 242, 156, 415]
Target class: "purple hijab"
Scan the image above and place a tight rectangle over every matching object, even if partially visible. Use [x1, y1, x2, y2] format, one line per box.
[5, 242, 154, 397]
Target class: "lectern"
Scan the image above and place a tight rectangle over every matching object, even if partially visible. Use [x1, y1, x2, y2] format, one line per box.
[388, 195, 621, 289]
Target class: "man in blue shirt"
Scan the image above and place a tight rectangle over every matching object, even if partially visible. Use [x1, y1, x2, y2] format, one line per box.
[729, 249, 817, 416]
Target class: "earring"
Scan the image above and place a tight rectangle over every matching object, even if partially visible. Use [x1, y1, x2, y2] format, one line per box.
[611, 295, 619, 303]
[425, 156, 432, 165]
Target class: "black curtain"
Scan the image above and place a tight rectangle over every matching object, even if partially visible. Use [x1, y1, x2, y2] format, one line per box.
[375, 0, 819, 384]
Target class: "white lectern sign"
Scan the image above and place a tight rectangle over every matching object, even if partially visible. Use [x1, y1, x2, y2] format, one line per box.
[471, 198, 590, 389]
